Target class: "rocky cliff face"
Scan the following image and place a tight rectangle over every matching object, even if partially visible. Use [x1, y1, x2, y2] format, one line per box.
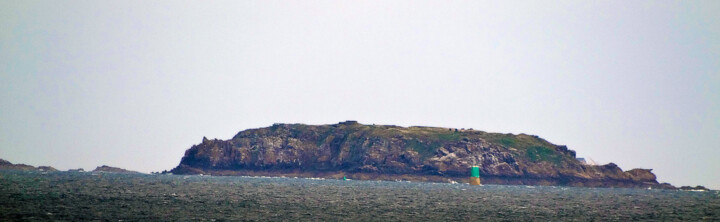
[171, 121, 673, 188]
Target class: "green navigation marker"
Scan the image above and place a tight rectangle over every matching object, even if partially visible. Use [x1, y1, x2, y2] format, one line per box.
[471, 166, 480, 178]
[470, 166, 481, 185]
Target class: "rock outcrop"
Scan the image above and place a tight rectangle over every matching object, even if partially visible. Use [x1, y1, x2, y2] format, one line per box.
[92, 165, 141, 174]
[678, 185, 711, 191]
[0, 158, 57, 172]
[171, 121, 674, 188]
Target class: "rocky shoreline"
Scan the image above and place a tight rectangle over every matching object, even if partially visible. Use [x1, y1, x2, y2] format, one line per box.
[171, 167, 677, 189]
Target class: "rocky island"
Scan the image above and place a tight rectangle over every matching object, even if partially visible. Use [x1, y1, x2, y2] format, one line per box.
[171, 121, 674, 189]
[0, 158, 57, 172]
[92, 165, 141, 174]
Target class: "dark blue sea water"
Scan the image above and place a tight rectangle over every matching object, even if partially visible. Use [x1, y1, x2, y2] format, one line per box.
[1, 171, 718, 221]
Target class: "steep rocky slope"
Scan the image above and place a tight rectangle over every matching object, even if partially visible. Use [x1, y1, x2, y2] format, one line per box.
[171, 121, 673, 188]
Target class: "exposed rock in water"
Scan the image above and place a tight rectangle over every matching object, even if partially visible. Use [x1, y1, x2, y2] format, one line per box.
[0, 158, 57, 172]
[171, 121, 676, 189]
[92, 165, 141, 174]
[678, 185, 711, 191]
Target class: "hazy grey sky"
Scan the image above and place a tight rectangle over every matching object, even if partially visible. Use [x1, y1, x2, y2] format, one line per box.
[1, 1, 718, 188]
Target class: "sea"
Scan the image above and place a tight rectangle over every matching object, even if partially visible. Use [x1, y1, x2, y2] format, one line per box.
[1, 170, 718, 221]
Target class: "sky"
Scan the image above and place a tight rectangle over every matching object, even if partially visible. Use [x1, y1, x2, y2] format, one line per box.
[1, 1, 718, 189]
